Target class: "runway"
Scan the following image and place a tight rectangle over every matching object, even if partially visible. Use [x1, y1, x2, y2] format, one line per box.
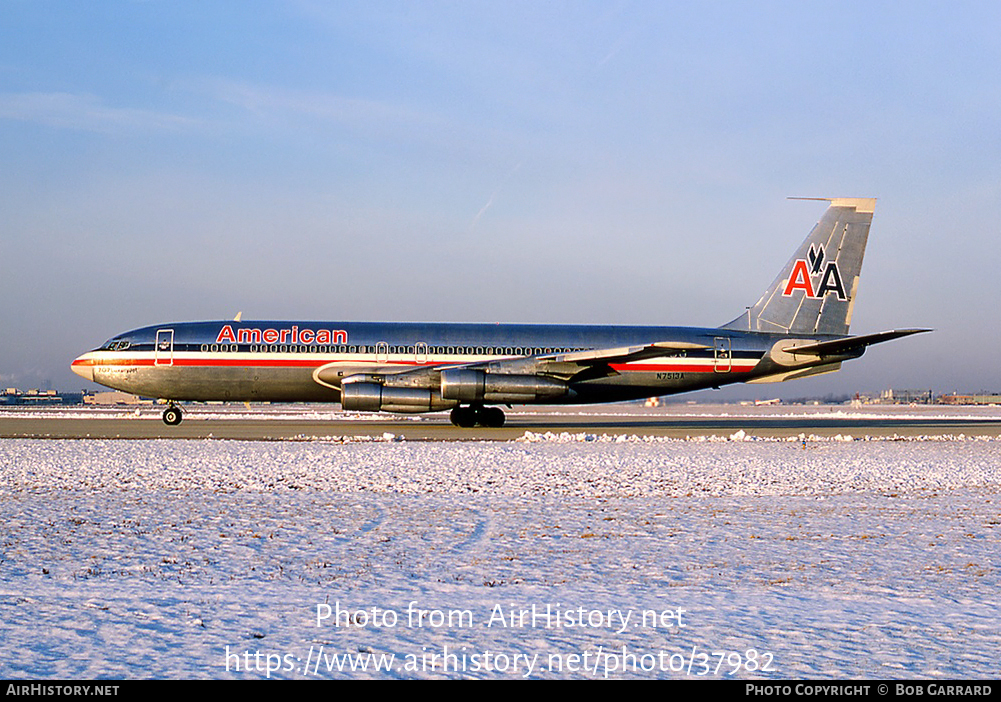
[4, 403, 1001, 440]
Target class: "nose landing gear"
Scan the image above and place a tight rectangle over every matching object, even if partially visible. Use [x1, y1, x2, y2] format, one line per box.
[449, 405, 505, 428]
[162, 403, 183, 426]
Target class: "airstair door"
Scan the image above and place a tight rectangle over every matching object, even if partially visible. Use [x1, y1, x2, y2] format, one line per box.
[713, 337, 731, 373]
[155, 329, 174, 366]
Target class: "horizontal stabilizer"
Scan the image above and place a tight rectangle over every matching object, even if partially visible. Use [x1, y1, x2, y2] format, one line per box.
[777, 329, 931, 357]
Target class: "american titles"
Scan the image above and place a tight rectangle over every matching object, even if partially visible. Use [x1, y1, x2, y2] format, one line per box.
[215, 324, 348, 345]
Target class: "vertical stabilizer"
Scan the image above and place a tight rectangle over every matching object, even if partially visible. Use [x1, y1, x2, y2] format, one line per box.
[722, 198, 875, 336]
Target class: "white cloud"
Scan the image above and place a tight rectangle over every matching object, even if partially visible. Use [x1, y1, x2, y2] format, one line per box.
[0, 92, 198, 133]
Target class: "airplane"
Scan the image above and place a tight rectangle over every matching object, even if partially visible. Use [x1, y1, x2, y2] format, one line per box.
[71, 198, 929, 428]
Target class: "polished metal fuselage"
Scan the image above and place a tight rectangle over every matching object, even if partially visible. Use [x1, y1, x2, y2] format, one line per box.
[72, 319, 855, 406]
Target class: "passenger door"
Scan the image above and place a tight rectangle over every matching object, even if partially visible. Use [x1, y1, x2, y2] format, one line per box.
[155, 329, 174, 366]
[713, 337, 731, 373]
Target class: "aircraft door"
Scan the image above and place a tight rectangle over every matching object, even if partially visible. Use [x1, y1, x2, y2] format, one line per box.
[155, 329, 174, 366]
[376, 341, 389, 364]
[713, 337, 731, 373]
[415, 341, 428, 365]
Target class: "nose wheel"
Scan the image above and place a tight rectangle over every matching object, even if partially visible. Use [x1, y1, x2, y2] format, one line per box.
[449, 405, 505, 428]
[162, 403, 183, 426]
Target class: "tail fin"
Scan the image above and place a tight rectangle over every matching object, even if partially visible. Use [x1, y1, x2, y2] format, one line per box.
[722, 198, 875, 336]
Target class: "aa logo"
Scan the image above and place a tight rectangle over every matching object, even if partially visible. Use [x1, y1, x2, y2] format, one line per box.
[782, 244, 847, 300]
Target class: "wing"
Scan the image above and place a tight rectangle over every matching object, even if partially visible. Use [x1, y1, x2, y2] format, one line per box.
[316, 341, 709, 390]
[523, 340, 711, 382]
[326, 340, 711, 389]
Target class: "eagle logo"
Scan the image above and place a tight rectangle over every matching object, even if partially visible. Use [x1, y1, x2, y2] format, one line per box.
[782, 245, 847, 300]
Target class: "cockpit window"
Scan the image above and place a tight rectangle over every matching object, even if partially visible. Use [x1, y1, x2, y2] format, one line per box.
[101, 339, 131, 351]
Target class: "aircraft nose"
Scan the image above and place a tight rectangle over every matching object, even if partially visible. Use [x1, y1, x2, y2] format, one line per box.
[71, 353, 95, 382]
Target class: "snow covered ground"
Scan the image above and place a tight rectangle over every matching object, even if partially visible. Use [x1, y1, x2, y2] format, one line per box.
[6, 401, 1001, 423]
[2, 434, 999, 679]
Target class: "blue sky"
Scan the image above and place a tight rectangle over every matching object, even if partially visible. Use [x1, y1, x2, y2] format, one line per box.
[2, 1, 999, 397]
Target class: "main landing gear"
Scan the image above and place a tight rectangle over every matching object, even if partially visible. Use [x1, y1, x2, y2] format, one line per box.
[449, 405, 505, 428]
[162, 402, 183, 426]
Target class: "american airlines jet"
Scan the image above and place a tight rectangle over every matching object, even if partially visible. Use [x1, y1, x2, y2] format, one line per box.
[72, 198, 927, 427]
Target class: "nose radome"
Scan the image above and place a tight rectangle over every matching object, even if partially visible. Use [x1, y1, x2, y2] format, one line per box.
[71, 354, 95, 382]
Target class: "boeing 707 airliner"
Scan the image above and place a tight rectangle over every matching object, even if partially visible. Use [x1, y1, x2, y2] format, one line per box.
[72, 198, 928, 427]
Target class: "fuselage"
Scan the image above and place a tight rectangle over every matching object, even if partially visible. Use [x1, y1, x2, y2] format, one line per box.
[71, 319, 856, 406]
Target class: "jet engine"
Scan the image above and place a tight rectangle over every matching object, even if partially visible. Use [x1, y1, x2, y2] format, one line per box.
[439, 368, 568, 404]
[340, 381, 455, 413]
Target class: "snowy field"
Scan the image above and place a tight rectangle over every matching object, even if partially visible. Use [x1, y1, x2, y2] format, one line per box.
[6, 401, 1001, 424]
[2, 434, 1000, 679]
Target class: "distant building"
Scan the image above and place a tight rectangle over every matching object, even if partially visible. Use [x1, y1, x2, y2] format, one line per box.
[0, 388, 84, 405]
[878, 389, 934, 404]
[84, 391, 147, 405]
[938, 393, 1001, 405]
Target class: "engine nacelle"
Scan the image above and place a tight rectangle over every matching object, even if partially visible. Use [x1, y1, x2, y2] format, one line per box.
[341, 381, 456, 413]
[440, 369, 567, 404]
